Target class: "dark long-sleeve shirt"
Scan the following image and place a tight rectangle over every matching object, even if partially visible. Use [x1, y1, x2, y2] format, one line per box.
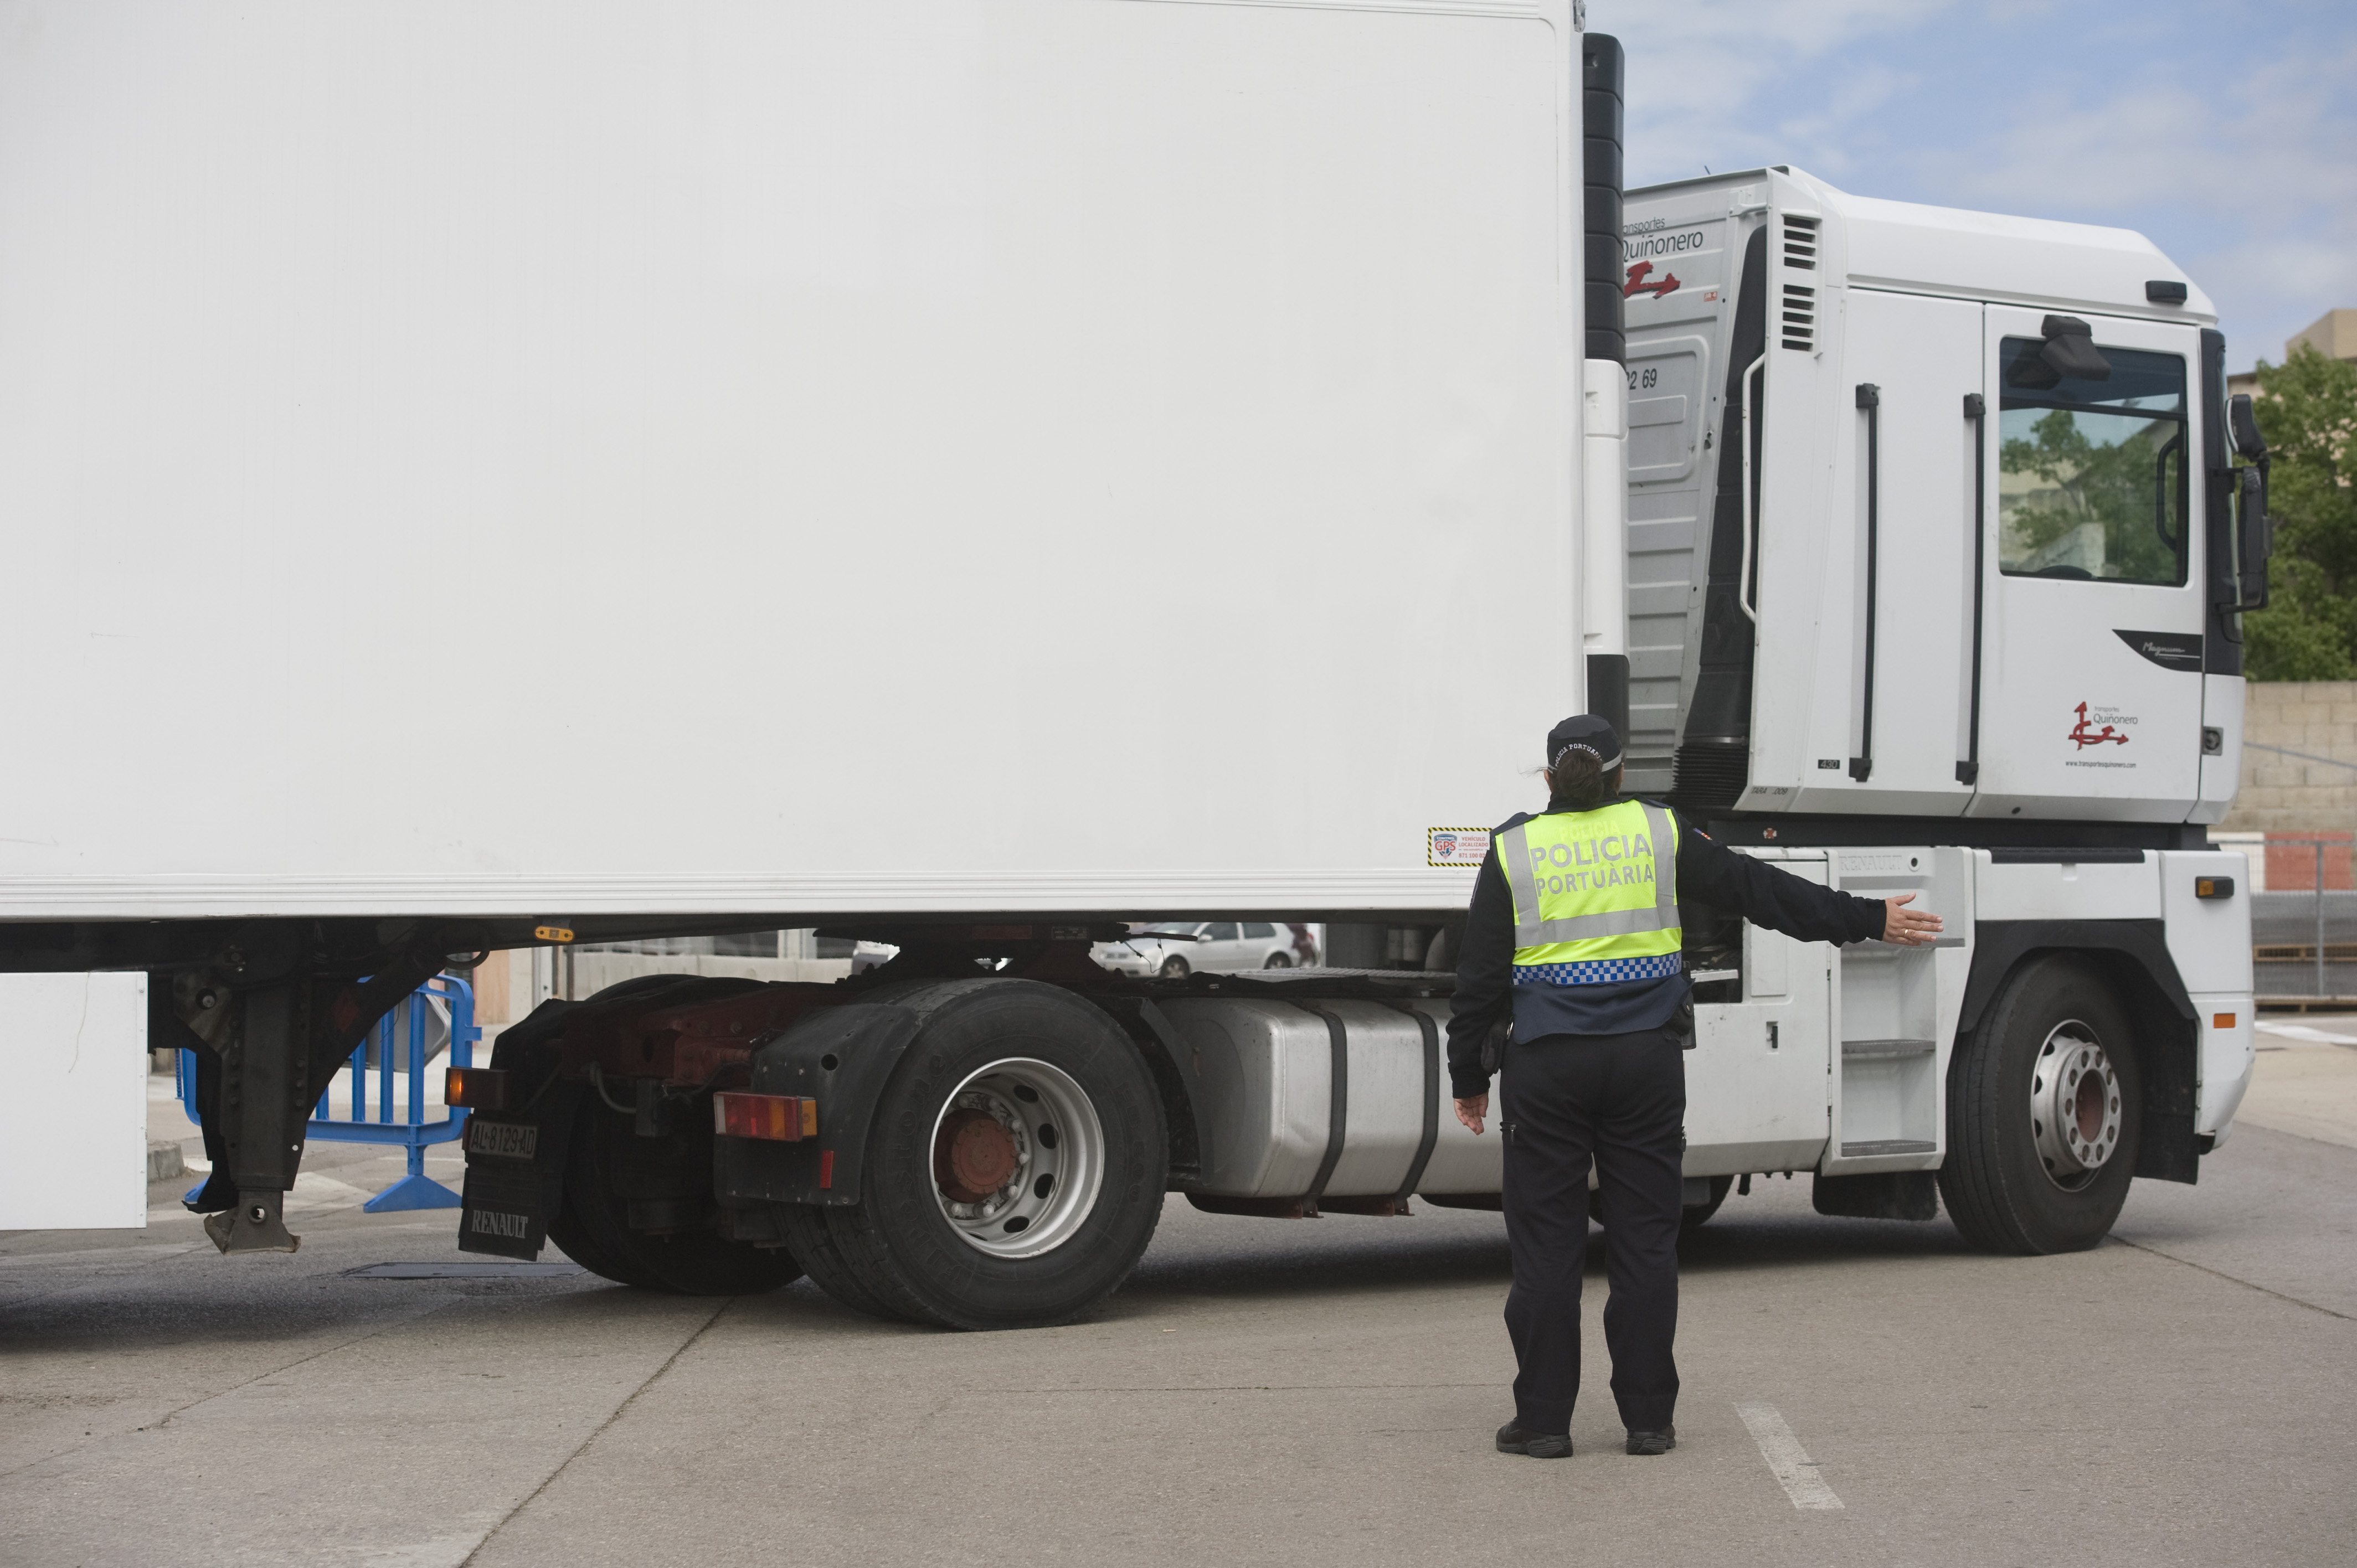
[1445, 801, 1887, 1098]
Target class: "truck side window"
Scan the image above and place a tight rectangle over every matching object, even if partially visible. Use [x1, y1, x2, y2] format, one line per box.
[1997, 338, 2187, 586]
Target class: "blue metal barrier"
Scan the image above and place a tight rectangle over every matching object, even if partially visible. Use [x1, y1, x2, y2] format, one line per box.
[178, 973, 482, 1213]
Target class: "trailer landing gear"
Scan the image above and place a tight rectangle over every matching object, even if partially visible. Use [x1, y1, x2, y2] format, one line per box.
[189, 953, 448, 1254]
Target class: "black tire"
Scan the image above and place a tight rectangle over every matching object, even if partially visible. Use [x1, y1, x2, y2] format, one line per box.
[1939, 956, 2141, 1254]
[556, 1092, 804, 1294]
[1586, 1174, 1731, 1233]
[1264, 953, 1291, 969]
[493, 979, 663, 1288]
[1159, 956, 1190, 979]
[1680, 1174, 1734, 1233]
[775, 1201, 899, 1320]
[545, 974, 802, 1294]
[819, 978, 1168, 1330]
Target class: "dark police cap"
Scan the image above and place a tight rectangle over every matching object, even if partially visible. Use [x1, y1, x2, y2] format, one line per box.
[1545, 714, 1622, 773]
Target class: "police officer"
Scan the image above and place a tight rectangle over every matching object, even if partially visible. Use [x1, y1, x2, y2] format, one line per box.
[1449, 714, 1941, 1459]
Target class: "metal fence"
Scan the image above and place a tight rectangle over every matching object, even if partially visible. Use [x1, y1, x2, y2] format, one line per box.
[2252, 838, 2357, 1002]
[178, 973, 480, 1211]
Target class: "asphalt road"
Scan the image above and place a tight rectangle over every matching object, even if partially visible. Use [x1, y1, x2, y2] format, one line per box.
[3, 1037, 2352, 1568]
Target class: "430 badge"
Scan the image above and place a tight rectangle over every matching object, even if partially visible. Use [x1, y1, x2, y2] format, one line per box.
[465, 1118, 539, 1160]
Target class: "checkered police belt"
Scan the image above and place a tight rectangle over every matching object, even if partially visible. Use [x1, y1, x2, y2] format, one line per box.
[1512, 954, 1684, 987]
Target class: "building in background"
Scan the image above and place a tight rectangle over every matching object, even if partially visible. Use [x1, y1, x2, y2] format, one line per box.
[2229, 307, 2356, 397]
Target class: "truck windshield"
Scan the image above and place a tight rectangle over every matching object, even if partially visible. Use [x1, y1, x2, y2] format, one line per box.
[1997, 339, 2187, 586]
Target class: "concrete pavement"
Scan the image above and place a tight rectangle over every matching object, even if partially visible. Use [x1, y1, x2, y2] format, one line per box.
[4, 1048, 2352, 1567]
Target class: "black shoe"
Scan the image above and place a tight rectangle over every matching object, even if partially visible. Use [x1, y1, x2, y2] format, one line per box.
[1495, 1422, 1573, 1458]
[1625, 1426, 1676, 1456]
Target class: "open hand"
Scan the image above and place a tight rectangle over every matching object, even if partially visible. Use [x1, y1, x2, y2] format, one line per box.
[1454, 1094, 1488, 1136]
[1882, 893, 1943, 946]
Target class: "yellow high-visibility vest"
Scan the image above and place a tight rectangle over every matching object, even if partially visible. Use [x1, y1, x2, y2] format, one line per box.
[1498, 799, 1682, 985]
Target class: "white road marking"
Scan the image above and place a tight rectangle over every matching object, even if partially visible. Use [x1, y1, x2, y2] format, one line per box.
[1735, 1402, 1845, 1511]
[2256, 1022, 2357, 1046]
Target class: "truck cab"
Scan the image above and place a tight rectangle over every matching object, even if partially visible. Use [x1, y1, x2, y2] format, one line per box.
[1618, 166, 2250, 826]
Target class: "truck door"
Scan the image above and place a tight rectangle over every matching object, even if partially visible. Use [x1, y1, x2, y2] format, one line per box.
[1968, 310, 2205, 818]
[1807, 288, 1984, 813]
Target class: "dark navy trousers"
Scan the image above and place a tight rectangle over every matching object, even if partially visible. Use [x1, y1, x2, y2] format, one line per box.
[1497, 1023, 1686, 1435]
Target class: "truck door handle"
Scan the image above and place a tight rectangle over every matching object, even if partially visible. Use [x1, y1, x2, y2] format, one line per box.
[1849, 383, 1880, 783]
[1958, 391, 1987, 787]
[1737, 354, 1766, 622]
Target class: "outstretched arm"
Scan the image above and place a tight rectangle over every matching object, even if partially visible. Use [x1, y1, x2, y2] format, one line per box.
[1673, 813, 1939, 947]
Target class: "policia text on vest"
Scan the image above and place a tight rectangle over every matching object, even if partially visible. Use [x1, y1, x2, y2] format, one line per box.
[1444, 714, 1942, 1459]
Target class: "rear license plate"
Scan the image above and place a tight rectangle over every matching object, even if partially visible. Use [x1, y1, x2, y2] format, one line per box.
[466, 1118, 539, 1160]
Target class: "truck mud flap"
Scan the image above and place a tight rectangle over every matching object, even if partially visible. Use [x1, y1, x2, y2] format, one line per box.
[458, 1081, 583, 1260]
[716, 1003, 920, 1208]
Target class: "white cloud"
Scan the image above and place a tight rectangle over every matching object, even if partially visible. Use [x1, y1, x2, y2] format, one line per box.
[1603, 0, 1963, 183]
[1599, 2, 2357, 367]
[1929, 40, 2357, 363]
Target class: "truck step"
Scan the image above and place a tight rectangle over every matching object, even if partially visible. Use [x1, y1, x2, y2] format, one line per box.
[1841, 1038, 1936, 1059]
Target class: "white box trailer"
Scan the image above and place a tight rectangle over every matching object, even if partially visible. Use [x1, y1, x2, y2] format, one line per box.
[0, 0, 1588, 924]
[1, 8, 2269, 1324]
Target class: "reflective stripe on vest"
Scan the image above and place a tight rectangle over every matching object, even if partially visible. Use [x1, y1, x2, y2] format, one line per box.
[1497, 801, 1680, 948]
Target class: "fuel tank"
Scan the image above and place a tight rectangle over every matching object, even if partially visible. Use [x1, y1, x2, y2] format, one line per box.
[1154, 997, 1500, 1200]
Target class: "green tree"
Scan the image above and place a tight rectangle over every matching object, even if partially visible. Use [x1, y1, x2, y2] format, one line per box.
[2244, 344, 2357, 680]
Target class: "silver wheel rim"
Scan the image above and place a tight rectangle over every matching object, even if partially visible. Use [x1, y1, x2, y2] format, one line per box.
[928, 1057, 1105, 1259]
[2029, 1020, 2123, 1191]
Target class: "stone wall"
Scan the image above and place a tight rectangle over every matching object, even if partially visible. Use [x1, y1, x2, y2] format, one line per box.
[2223, 681, 2357, 834]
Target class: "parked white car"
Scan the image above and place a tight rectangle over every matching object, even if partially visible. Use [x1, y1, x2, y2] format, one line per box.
[1093, 922, 1304, 979]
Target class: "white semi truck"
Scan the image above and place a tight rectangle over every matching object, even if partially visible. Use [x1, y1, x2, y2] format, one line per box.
[0, 4, 2270, 1327]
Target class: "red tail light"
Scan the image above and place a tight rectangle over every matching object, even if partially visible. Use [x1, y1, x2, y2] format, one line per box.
[713, 1092, 817, 1142]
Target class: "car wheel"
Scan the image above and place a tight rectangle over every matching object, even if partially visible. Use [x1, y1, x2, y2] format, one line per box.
[1264, 953, 1291, 969]
[1159, 956, 1190, 979]
[1939, 955, 2140, 1255]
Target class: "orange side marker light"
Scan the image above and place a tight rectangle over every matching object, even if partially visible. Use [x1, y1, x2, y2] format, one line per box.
[445, 1067, 511, 1111]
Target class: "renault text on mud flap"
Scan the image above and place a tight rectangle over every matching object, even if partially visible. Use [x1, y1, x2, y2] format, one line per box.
[469, 1209, 533, 1240]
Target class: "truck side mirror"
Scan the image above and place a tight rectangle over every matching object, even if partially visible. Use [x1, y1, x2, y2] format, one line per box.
[2229, 392, 2267, 462]
[2237, 467, 2271, 612]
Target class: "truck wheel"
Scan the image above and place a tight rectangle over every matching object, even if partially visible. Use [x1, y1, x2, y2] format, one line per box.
[1680, 1174, 1734, 1232]
[1586, 1174, 1731, 1232]
[1939, 956, 2141, 1255]
[557, 1087, 805, 1295]
[820, 979, 1168, 1329]
[774, 1202, 898, 1320]
[545, 973, 802, 1295]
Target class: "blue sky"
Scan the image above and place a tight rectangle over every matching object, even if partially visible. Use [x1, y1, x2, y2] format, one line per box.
[1603, 0, 2357, 372]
